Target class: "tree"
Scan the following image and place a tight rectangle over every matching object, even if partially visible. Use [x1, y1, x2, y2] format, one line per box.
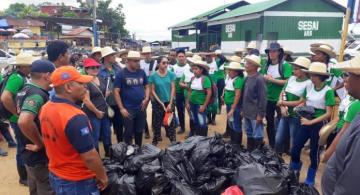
[4, 3, 44, 18]
[86, 0, 128, 41]
[63, 11, 78, 18]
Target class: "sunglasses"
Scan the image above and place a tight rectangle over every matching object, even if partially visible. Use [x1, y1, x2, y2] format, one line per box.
[87, 66, 100, 70]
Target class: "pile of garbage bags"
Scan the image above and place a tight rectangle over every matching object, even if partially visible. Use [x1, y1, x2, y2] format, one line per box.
[102, 135, 320, 195]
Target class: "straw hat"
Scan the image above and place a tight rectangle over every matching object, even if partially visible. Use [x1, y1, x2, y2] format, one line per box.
[101, 46, 118, 58]
[290, 57, 311, 69]
[333, 53, 360, 75]
[225, 62, 244, 70]
[186, 51, 194, 57]
[12, 53, 36, 66]
[190, 58, 209, 71]
[126, 51, 141, 60]
[226, 55, 242, 63]
[187, 54, 202, 64]
[234, 48, 245, 53]
[246, 42, 256, 50]
[310, 42, 334, 50]
[141, 46, 152, 54]
[319, 119, 338, 146]
[303, 62, 329, 75]
[118, 49, 128, 56]
[91, 47, 102, 55]
[283, 47, 293, 55]
[310, 45, 336, 58]
[244, 54, 261, 66]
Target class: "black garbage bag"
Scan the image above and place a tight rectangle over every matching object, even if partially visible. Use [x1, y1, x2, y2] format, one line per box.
[289, 183, 320, 195]
[152, 172, 171, 195]
[124, 144, 161, 174]
[190, 138, 212, 171]
[167, 136, 207, 155]
[211, 167, 236, 177]
[170, 180, 201, 195]
[135, 159, 162, 194]
[110, 143, 128, 163]
[118, 174, 136, 195]
[162, 149, 196, 184]
[198, 176, 228, 195]
[233, 164, 288, 195]
[101, 171, 121, 195]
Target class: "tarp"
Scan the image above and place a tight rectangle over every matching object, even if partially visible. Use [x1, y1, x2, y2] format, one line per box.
[0, 19, 9, 28]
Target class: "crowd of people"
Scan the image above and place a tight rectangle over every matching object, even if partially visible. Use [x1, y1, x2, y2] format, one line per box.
[0, 39, 360, 195]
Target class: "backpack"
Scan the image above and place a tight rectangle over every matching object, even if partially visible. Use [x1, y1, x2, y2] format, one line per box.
[0, 71, 26, 119]
[190, 75, 218, 104]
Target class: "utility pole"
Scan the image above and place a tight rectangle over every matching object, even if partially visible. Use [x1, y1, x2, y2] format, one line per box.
[92, 0, 98, 46]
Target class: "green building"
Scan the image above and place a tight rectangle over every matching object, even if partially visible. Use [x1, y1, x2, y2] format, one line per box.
[169, 0, 345, 54]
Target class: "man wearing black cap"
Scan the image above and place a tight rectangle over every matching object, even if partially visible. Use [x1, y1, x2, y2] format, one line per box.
[261, 42, 292, 148]
[17, 60, 56, 195]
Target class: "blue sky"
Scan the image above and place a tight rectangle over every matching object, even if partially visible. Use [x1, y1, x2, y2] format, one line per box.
[0, 0, 347, 41]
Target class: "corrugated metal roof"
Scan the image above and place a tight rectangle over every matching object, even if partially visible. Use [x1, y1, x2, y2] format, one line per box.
[6, 18, 45, 27]
[209, 0, 286, 22]
[65, 27, 92, 36]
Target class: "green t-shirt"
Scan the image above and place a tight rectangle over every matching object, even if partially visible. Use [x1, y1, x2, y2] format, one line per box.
[215, 58, 225, 80]
[189, 76, 211, 105]
[261, 61, 292, 102]
[21, 83, 46, 115]
[4, 73, 26, 123]
[336, 111, 345, 129]
[180, 74, 188, 98]
[224, 77, 245, 105]
[344, 100, 360, 123]
[149, 71, 176, 103]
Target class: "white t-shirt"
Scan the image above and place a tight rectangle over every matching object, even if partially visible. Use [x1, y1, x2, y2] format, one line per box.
[339, 95, 352, 112]
[183, 68, 194, 83]
[208, 61, 218, 75]
[140, 59, 157, 77]
[191, 77, 204, 90]
[305, 83, 333, 110]
[285, 76, 312, 98]
[225, 76, 238, 91]
[172, 63, 190, 78]
[267, 64, 281, 78]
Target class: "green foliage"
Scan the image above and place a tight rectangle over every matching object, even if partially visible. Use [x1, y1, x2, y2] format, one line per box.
[4, 3, 44, 18]
[63, 11, 78, 18]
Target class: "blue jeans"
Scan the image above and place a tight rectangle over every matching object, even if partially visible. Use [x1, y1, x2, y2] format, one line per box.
[243, 117, 264, 139]
[10, 123, 24, 166]
[226, 105, 242, 132]
[291, 122, 323, 170]
[49, 173, 99, 195]
[275, 116, 301, 153]
[89, 116, 111, 150]
[189, 103, 207, 129]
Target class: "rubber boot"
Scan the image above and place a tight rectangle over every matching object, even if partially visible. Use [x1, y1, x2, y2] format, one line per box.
[222, 122, 231, 138]
[134, 132, 143, 146]
[231, 131, 243, 146]
[104, 144, 111, 158]
[304, 168, 317, 186]
[290, 161, 302, 181]
[247, 137, 255, 151]
[17, 165, 28, 186]
[254, 138, 264, 150]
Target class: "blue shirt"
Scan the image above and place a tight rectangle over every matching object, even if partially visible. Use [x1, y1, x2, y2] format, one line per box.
[98, 64, 121, 106]
[114, 68, 148, 110]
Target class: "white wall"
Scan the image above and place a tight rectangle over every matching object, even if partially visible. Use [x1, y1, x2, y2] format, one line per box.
[171, 42, 196, 50]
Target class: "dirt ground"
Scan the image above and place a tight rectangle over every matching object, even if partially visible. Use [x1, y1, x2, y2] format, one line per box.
[0, 106, 324, 195]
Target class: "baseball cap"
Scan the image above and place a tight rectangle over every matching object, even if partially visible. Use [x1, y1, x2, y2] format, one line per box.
[51, 66, 93, 87]
[31, 60, 56, 73]
[83, 58, 101, 68]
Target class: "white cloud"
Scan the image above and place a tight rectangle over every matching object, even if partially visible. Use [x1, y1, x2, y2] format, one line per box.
[0, 0, 347, 41]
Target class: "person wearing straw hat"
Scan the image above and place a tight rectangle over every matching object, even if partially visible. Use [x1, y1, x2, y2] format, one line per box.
[114, 51, 150, 146]
[246, 41, 257, 55]
[99, 46, 124, 143]
[82, 58, 112, 157]
[290, 62, 335, 186]
[170, 50, 191, 135]
[204, 52, 219, 125]
[223, 62, 245, 145]
[234, 48, 245, 58]
[46, 40, 70, 68]
[117, 49, 128, 68]
[39, 66, 108, 194]
[242, 55, 267, 150]
[149, 56, 177, 146]
[275, 57, 312, 156]
[90, 47, 102, 63]
[1, 52, 35, 186]
[322, 54, 360, 195]
[261, 42, 293, 149]
[185, 58, 212, 136]
[311, 44, 346, 100]
[16, 60, 55, 195]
